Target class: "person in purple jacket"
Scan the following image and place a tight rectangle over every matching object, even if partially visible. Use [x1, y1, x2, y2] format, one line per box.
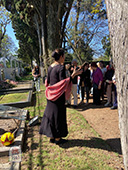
[91, 62, 103, 105]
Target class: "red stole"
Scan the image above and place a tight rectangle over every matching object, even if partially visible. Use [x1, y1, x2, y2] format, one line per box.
[45, 77, 72, 101]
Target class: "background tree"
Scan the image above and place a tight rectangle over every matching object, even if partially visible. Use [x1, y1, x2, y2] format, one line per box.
[11, 13, 39, 67]
[95, 35, 111, 61]
[1, 0, 110, 71]
[105, 0, 128, 169]
[65, 0, 108, 63]
[101, 35, 111, 60]
[0, 5, 11, 57]
[2, 0, 74, 72]
[1, 34, 17, 59]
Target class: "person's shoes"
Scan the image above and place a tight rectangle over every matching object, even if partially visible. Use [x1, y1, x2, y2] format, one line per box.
[55, 138, 68, 145]
[104, 102, 111, 107]
[111, 106, 117, 110]
[49, 138, 55, 143]
[73, 105, 77, 108]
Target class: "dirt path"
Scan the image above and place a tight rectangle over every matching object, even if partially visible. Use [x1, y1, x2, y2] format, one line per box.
[76, 95, 121, 154]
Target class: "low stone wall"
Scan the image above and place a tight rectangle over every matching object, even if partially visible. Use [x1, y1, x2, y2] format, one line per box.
[1, 90, 33, 108]
[0, 81, 34, 108]
[0, 110, 28, 170]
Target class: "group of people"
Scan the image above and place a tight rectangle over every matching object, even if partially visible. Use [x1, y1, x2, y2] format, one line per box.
[65, 59, 117, 110]
[33, 48, 118, 145]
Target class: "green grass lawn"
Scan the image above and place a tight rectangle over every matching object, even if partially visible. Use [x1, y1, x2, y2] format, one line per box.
[0, 92, 29, 104]
[21, 82, 123, 170]
[0, 73, 33, 104]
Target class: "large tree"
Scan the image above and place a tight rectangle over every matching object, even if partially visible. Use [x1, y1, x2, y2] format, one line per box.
[98, 35, 111, 61]
[11, 13, 39, 66]
[66, 0, 108, 63]
[2, 0, 74, 72]
[1, 34, 17, 58]
[105, 0, 128, 169]
[0, 5, 11, 57]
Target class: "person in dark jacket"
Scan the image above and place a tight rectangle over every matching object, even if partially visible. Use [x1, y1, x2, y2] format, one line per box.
[104, 61, 114, 107]
[106, 74, 117, 109]
[79, 63, 91, 104]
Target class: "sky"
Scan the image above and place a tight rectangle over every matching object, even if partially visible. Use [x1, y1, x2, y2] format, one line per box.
[6, 22, 19, 48]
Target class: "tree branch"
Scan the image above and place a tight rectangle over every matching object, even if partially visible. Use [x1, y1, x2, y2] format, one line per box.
[65, 32, 82, 64]
[60, 0, 74, 45]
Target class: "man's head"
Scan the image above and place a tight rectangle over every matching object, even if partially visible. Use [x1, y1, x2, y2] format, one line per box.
[34, 63, 38, 68]
[91, 62, 97, 70]
[99, 61, 104, 68]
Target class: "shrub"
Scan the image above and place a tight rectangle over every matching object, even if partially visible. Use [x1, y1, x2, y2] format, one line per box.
[0, 79, 18, 90]
[24, 65, 32, 75]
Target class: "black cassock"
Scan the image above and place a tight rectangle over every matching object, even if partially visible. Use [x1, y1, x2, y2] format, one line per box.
[39, 64, 68, 138]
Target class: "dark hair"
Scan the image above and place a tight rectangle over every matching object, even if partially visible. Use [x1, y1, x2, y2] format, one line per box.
[99, 60, 104, 64]
[52, 51, 60, 61]
[52, 48, 64, 61]
[91, 62, 97, 68]
[83, 62, 89, 67]
[99, 60, 105, 67]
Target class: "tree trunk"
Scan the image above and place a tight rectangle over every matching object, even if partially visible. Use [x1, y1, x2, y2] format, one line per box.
[33, 14, 44, 78]
[47, 1, 61, 51]
[34, 14, 42, 57]
[105, 1, 128, 169]
[40, 0, 48, 74]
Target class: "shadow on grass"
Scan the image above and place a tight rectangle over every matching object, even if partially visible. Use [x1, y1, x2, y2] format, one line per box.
[77, 102, 107, 111]
[68, 98, 109, 112]
[22, 126, 34, 170]
[37, 93, 44, 169]
[22, 91, 44, 169]
[106, 138, 122, 154]
[58, 137, 122, 155]
[31, 91, 37, 108]
[37, 92, 41, 117]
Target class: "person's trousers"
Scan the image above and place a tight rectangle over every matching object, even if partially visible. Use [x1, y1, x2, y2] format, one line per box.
[35, 78, 40, 91]
[101, 80, 105, 100]
[93, 87, 101, 105]
[106, 84, 112, 103]
[112, 85, 117, 107]
[70, 84, 78, 106]
[77, 79, 80, 94]
[81, 86, 89, 102]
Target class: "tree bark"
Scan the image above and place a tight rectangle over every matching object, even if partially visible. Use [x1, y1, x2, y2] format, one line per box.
[32, 0, 48, 77]
[105, 1, 128, 169]
[33, 14, 42, 57]
[47, 0, 60, 51]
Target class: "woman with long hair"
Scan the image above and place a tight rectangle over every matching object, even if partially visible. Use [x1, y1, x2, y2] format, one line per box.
[32, 64, 41, 92]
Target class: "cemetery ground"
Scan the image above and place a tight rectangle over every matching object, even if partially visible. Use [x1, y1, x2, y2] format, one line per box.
[22, 84, 124, 170]
[0, 76, 125, 170]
